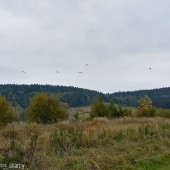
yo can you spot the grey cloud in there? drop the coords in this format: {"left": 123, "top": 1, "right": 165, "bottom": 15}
{"left": 0, "top": 0, "right": 170, "bottom": 92}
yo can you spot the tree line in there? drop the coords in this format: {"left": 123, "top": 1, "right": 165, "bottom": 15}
{"left": 1, "top": 93, "right": 170, "bottom": 128}
{"left": 0, "top": 84, "right": 106, "bottom": 109}
{"left": 109, "top": 87, "right": 170, "bottom": 108}
{"left": 0, "top": 93, "right": 69, "bottom": 127}
{"left": 1, "top": 84, "right": 170, "bottom": 109}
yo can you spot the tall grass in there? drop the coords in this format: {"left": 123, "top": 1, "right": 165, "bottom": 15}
{"left": 0, "top": 117, "right": 170, "bottom": 169}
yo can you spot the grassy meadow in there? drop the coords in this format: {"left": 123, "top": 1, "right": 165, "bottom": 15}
{"left": 0, "top": 113, "right": 170, "bottom": 170}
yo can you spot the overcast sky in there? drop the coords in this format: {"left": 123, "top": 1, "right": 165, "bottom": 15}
{"left": 0, "top": 0, "right": 170, "bottom": 93}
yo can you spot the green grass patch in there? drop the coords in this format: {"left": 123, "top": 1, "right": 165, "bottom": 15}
{"left": 129, "top": 154, "right": 170, "bottom": 170}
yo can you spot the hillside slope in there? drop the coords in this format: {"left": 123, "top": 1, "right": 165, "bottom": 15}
{"left": 1, "top": 84, "right": 170, "bottom": 109}
{"left": 110, "top": 87, "right": 170, "bottom": 108}
{"left": 0, "top": 84, "right": 106, "bottom": 108}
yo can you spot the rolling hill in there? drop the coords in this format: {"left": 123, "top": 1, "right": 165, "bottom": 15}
{"left": 0, "top": 84, "right": 170, "bottom": 109}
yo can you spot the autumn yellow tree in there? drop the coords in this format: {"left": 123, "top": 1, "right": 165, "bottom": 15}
{"left": 136, "top": 95, "right": 155, "bottom": 117}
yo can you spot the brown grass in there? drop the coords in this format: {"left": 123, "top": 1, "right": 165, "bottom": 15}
{"left": 0, "top": 117, "right": 170, "bottom": 169}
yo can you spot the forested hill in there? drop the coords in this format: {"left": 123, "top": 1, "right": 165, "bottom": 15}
{"left": 0, "top": 84, "right": 170, "bottom": 109}
{"left": 109, "top": 87, "right": 170, "bottom": 109}
{"left": 0, "top": 84, "right": 107, "bottom": 108}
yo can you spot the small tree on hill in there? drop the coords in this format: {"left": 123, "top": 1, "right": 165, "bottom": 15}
{"left": 0, "top": 96, "right": 18, "bottom": 127}
{"left": 27, "top": 93, "right": 69, "bottom": 124}
{"left": 108, "top": 103, "right": 124, "bottom": 118}
{"left": 90, "top": 98, "right": 109, "bottom": 118}
{"left": 136, "top": 95, "right": 155, "bottom": 117}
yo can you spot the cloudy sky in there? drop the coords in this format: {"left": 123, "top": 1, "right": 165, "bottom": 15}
{"left": 0, "top": 0, "right": 170, "bottom": 93}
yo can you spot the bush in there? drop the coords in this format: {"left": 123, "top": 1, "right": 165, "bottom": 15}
{"left": 90, "top": 99, "right": 130, "bottom": 118}
{"left": 0, "top": 96, "right": 18, "bottom": 127}
{"left": 122, "top": 108, "right": 133, "bottom": 117}
{"left": 135, "top": 96, "right": 156, "bottom": 117}
{"left": 27, "top": 93, "right": 69, "bottom": 124}
{"left": 108, "top": 103, "right": 124, "bottom": 118}
{"left": 90, "top": 99, "right": 109, "bottom": 118}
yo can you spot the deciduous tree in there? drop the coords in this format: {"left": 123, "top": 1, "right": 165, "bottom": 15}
{"left": 90, "top": 98, "right": 109, "bottom": 118}
{"left": 28, "top": 93, "right": 68, "bottom": 124}
{"left": 136, "top": 95, "right": 155, "bottom": 117}
{"left": 0, "top": 96, "right": 17, "bottom": 127}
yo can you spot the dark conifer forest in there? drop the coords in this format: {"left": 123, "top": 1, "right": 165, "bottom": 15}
{"left": 0, "top": 84, "right": 170, "bottom": 109}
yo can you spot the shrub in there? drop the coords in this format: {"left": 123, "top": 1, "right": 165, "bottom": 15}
{"left": 122, "top": 108, "right": 133, "bottom": 117}
{"left": 27, "top": 93, "right": 69, "bottom": 124}
{"left": 90, "top": 99, "right": 109, "bottom": 118}
{"left": 0, "top": 96, "right": 18, "bottom": 127}
{"left": 90, "top": 99, "right": 132, "bottom": 118}
{"left": 108, "top": 103, "right": 124, "bottom": 118}
{"left": 135, "top": 96, "right": 156, "bottom": 117}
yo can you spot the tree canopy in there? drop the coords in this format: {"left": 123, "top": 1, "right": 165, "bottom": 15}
{"left": 27, "top": 93, "right": 69, "bottom": 124}
{"left": 90, "top": 99, "right": 109, "bottom": 118}
{"left": 136, "top": 95, "right": 155, "bottom": 117}
{"left": 0, "top": 96, "right": 17, "bottom": 127}
{"left": 1, "top": 84, "right": 170, "bottom": 109}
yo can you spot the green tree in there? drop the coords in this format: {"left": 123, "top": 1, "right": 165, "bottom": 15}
{"left": 90, "top": 98, "right": 109, "bottom": 118}
{"left": 0, "top": 96, "right": 17, "bottom": 127}
{"left": 108, "top": 103, "right": 124, "bottom": 118}
{"left": 136, "top": 95, "right": 155, "bottom": 117}
{"left": 27, "top": 93, "right": 69, "bottom": 124}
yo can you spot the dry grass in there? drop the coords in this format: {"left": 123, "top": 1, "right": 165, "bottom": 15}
{"left": 0, "top": 117, "right": 170, "bottom": 169}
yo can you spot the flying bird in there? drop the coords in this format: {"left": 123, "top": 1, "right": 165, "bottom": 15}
{"left": 56, "top": 71, "right": 59, "bottom": 73}
{"left": 85, "top": 64, "right": 88, "bottom": 66}
{"left": 149, "top": 68, "right": 151, "bottom": 71}
{"left": 21, "top": 71, "right": 25, "bottom": 74}
{"left": 78, "top": 72, "right": 83, "bottom": 74}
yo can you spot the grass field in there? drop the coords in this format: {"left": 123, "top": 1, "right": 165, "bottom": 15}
{"left": 0, "top": 117, "right": 170, "bottom": 170}
{"left": 131, "top": 154, "right": 170, "bottom": 170}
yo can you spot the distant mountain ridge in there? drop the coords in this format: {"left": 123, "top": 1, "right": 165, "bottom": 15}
{"left": 0, "top": 84, "right": 170, "bottom": 109}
